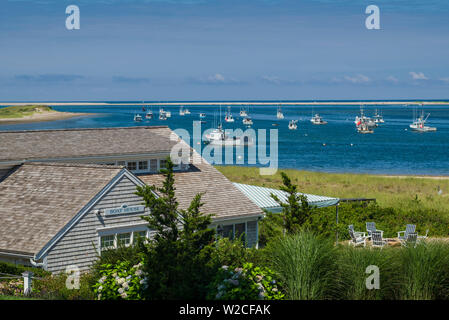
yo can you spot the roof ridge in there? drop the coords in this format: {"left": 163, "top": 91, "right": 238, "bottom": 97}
{"left": 22, "top": 162, "right": 125, "bottom": 169}
{"left": 0, "top": 126, "right": 169, "bottom": 134}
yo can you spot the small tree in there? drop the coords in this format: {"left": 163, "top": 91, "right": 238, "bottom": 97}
{"left": 271, "top": 172, "right": 315, "bottom": 234}
{"left": 135, "top": 157, "right": 216, "bottom": 299}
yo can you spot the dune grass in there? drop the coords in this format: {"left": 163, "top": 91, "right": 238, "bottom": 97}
{"left": 216, "top": 166, "right": 449, "bottom": 218}
{"left": 0, "top": 105, "right": 54, "bottom": 119}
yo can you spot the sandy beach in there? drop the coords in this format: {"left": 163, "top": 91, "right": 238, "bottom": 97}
{"left": 0, "top": 110, "right": 91, "bottom": 125}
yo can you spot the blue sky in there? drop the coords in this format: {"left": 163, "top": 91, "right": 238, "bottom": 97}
{"left": 1, "top": 0, "right": 449, "bottom": 100}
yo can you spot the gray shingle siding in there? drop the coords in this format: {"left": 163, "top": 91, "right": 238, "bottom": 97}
{"left": 45, "top": 175, "right": 149, "bottom": 273}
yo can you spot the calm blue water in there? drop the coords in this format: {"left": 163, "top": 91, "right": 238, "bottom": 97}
{"left": 1, "top": 103, "right": 449, "bottom": 175}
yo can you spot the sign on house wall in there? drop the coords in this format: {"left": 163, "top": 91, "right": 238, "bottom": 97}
{"left": 104, "top": 204, "right": 145, "bottom": 216}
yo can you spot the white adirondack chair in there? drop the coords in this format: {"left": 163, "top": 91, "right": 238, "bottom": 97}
{"left": 398, "top": 224, "right": 416, "bottom": 241}
{"left": 366, "top": 222, "right": 384, "bottom": 239}
{"left": 348, "top": 226, "right": 367, "bottom": 247}
{"left": 371, "top": 230, "right": 387, "bottom": 249}
{"left": 400, "top": 232, "right": 418, "bottom": 248}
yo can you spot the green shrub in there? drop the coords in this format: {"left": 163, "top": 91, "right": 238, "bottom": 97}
{"left": 33, "top": 272, "right": 96, "bottom": 300}
{"left": 208, "top": 263, "right": 284, "bottom": 300}
{"left": 0, "top": 261, "right": 50, "bottom": 278}
{"left": 93, "top": 260, "right": 147, "bottom": 300}
{"left": 268, "top": 231, "right": 337, "bottom": 300}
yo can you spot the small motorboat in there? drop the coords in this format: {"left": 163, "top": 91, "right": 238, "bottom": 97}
{"left": 199, "top": 113, "right": 206, "bottom": 118}
{"left": 134, "top": 114, "right": 143, "bottom": 122}
{"left": 242, "top": 117, "right": 253, "bottom": 125}
{"left": 225, "top": 107, "right": 234, "bottom": 123}
{"left": 310, "top": 114, "right": 328, "bottom": 125}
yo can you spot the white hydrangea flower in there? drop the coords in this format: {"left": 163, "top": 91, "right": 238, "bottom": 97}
{"left": 118, "top": 288, "right": 124, "bottom": 294}
{"left": 117, "top": 278, "right": 125, "bottom": 285}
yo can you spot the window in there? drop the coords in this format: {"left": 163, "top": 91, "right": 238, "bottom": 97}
{"left": 100, "top": 235, "right": 115, "bottom": 250}
{"left": 138, "top": 161, "right": 148, "bottom": 171}
{"left": 117, "top": 233, "right": 132, "bottom": 246}
{"left": 159, "top": 159, "right": 168, "bottom": 169}
{"left": 217, "top": 223, "right": 246, "bottom": 242}
{"left": 133, "top": 231, "right": 147, "bottom": 243}
{"left": 127, "top": 162, "right": 137, "bottom": 171}
{"left": 234, "top": 223, "right": 246, "bottom": 240}
{"left": 150, "top": 159, "right": 158, "bottom": 172}
{"left": 117, "top": 161, "right": 126, "bottom": 166}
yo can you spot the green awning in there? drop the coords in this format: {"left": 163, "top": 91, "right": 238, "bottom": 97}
{"left": 233, "top": 183, "right": 339, "bottom": 213}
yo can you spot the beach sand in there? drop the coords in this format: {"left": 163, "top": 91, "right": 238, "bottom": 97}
{"left": 0, "top": 110, "right": 91, "bottom": 125}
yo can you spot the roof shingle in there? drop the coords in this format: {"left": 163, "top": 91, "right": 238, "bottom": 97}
{"left": 0, "top": 163, "right": 122, "bottom": 256}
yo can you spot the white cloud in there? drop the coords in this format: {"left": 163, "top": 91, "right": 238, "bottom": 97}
{"left": 207, "top": 73, "right": 225, "bottom": 83}
{"left": 409, "top": 71, "right": 428, "bottom": 80}
{"left": 343, "top": 74, "right": 370, "bottom": 84}
{"left": 386, "top": 75, "right": 399, "bottom": 83}
{"left": 439, "top": 77, "right": 449, "bottom": 83}
{"left": 261, "top": 75, "right": 281, "bottom": 85}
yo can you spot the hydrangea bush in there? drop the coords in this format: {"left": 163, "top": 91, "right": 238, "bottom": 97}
{"left": 208, "top": 263, "right": 284, "bottom": 300}
{"left": 93, "top": 260, "right": 148, "bottom": 300}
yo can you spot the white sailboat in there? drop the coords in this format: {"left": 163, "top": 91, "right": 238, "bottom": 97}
{"left": 288, "top": 120, "right": 298, "bottom": 130}
{"left": 239, "top": 106, "right": 248, "bottom": 117}
{"left": 225, "top": 106, "right": 234, "bottom": 123}
{"left": 179, "top": 106, "right": 186, "bottom": 116}
{"left": 373, "top": 109, "right": 385, "bottom": 124}
{"left": 276, "top": 105, "right": 284, "bottom": 119}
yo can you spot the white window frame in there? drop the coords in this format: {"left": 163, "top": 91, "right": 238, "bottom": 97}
{"left": 97, "top": 223, "right": 150, "bottom": 254}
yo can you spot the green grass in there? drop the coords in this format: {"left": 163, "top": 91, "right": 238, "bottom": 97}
{"left": 216, "top": 166, "right": 449, "bottom": 219}
{"left": 0, "top": 105, "right": 54, "bottom": 119}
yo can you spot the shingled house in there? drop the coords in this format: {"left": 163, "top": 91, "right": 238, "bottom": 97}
{"left": 0, "top": 127, "right": 263, "bottom": 272}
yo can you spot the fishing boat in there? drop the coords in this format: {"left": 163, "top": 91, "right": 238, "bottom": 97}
{"left": 224, "top": 106, "right": 234, "bottom": 123}
{"left": 288, "top": 120, "right": 298, "bottom": 130}
{"left": 134, "top": 114, "right": 143, "bottom": 122}
{"left": 204, "top": 124, "right": 253, "bottom": 146}
{"left": 355, "top": 106, "right": 377, "bottom": 129}
{"left": 276, "top": 105, "right": 284, "bottom": 119}
{"left": 310, "top": 114, "right": 327, "bottom": 125}
{"left": 357, "top": 122, "right": 374, "bottom": 134}
{"left": 373, "top": 109, "right": 385, "bottom": 124}
{"left": 410, "top": 108, "right": 437, "bottom": 132}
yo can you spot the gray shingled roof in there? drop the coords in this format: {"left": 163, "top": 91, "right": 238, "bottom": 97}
{"left": 139, "top": 149, "right": 264, "bottom": 220}
{"left": 0, "top": 126, "right": 176, "bottom": 162}
{"left": 0, "top": 163, "right": 123, "bottom": 256}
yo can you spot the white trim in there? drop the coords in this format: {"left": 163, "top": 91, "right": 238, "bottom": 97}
{"left": 35, "top": 169, "right": 152, "bottom": 260}
{"left": 96, "top": 222, "right": 149, "bottom": 235}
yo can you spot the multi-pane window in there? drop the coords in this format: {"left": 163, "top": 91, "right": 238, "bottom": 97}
{"left": 133, "top": 231, "right": 147, "bottom": 243}
{"left": 127, "top": 162, "right": 137, "bottom": 171}
{"left": 218, "top": 223, "right": 246, "bottom": 242}
{"left": 150, "top": 159, "right": 158, "bottom": 172}
{"left": 117, "top": 233, "right": 132, "bottom": 246}
{"left": 159, "top": 160, "right": 167, "bottom": 169}
{"left": 100, "top": 235, "right": 115, "bottom": 250}
{"left": 138, "top": 161, "right": 148, "bottom": 171}
{"left": 117, "top": 161, "right": 126, "bottom": 166}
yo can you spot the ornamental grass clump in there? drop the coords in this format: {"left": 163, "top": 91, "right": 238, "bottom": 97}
{"left": 268, "top": 230, "right": 337, "bottom": 300}
{"left": 208, "top": 263, "right": 284, "bottom": 300}
{"left": 398, "top": 241, "right": 449, "bottom": 300}
{"left": 93, "top": 260, "right": 148, "bottom": 300}
{"left": 336, "top": 245, "right": 400, "bottom": 300}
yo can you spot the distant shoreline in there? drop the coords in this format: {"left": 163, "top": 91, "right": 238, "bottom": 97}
{"left": 1, "top": 100, "right": 449, "bottom": 107}
{"left": 0, "top": 110, "right": 91, "bottom": 125}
